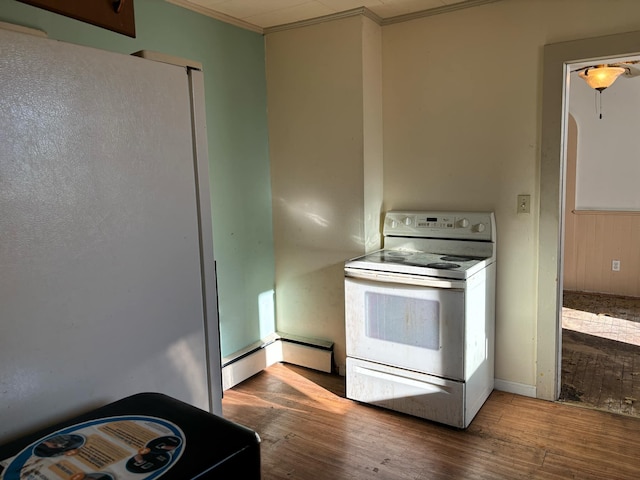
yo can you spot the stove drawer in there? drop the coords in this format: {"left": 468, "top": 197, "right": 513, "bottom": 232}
{"left": 346, "top": 358, "right": 465, "bottom": 428}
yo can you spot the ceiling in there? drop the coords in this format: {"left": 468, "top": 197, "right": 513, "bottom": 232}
{"left": 167, "top": 0, "right": 498, "bottom": 33}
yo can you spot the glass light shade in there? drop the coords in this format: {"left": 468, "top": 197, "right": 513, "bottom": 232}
{"left": 578, "top": 66, "right": 626, "bottom": 91}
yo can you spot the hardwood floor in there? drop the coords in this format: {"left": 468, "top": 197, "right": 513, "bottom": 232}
{"left": 561, "top": 291, "right": 640, "bottom": 416}
{"left": 222, "top": 363, "right": 640, "bottom": 480}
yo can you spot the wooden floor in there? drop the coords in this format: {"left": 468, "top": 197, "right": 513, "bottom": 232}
{"left": 222, "top": 363, "right": 640, "bottom": 480}
{"left": 561, "top": 291, "right": 640, "bottom": 416}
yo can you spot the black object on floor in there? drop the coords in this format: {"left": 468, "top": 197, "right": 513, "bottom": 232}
{"left": 0, "top": 392, "right": 260, "bottom": 479}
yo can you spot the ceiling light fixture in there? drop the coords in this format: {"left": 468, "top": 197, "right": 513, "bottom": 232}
{"left": 577, "top": 64, "right": 627, "bottom": 119}
{"left": 578, "top": 65, "right": 626, "bottom": 91}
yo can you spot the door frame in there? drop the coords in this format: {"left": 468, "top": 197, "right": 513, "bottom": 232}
{"left": 537, "top": 30, "right": 640, "bottom": 400}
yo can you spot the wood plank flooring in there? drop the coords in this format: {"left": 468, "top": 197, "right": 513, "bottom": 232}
{"left": 561, "top": 291, "right": 640, "bottom": 416}
{"left": 222, "top": 363, "right": 640, "bottom": 480}
{"left": 561, "top": 329, "right": 640, "bottom": 416}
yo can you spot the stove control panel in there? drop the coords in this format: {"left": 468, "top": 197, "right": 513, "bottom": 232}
{"left": 383, "top": 211, "right": 494, "bottom": 241}
{"left": 416, "top": 216, "right": 455, "bottom": 229}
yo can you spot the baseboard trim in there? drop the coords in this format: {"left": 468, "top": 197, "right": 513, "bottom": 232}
{"left": 494, "top": 378, "right": 537, "bottom": 398}
{"left": 221, "top": 333, "right": 334, "bottom": 390}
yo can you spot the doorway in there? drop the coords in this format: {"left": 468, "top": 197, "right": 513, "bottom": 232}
{"left": 558, "top": 67, "right": 640, "bottom": 415}
{"left": 537, "top": 30, "right": 640, "bottom": 402}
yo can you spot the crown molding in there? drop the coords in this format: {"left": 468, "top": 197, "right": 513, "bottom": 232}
{"left": 381, "top": 0, "right": 502, "bottom": 26}
{"left": 166, "top": 0, "right": 263, "bottom": 34}
{"left": 166, "top": 0, "right": 503, "bottom": 35}
{"left": 264, "top": 7, "right": 382, "bottom": 34}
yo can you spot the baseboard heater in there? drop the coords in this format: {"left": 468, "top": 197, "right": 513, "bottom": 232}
{"left": 221, "top": 332, "right": 334, "bottom": 390}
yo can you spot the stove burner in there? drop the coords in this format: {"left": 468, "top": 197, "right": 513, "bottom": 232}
{"left": 380, "top": 251, "right": 414, "bottom": 262}
{"left": 426, "top": 262, "right": 460, "bottom": 270}
{"left": 440, "top": 255, "right": 475, "bottom": 262}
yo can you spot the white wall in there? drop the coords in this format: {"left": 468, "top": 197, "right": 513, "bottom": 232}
{"left": 363, "top": 17, "right": 384, "bottom": 253}
{"left": 382, "top": 1, "right": 538, "bottom": 390}
{"left": 570, "top": 64, "right": 640, "bottom": 211}
{"left": 265, "top": 0, "right": 640, "bottom": 394}
{"left": 266, "top": 16, "right": 383, "bottom": 372}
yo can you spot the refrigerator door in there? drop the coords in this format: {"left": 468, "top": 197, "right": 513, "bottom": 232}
{"left": 0, "top": 29, "right": 220, "bottom": 443}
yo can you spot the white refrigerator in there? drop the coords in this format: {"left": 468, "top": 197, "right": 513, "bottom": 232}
{"left": 0, "top": 28, "right": 222, "bottom": 444}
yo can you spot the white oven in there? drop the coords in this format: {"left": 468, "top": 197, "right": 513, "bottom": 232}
{"left": 344, "top": 211, "right": 496, "bottom": 429}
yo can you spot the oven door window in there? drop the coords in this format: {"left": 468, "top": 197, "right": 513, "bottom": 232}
{"left": 365, "top": 293, "right": 439, "bottom": 350}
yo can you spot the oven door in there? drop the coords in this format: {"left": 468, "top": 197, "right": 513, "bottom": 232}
{"left": 345, "top": 270, "right": 465, "bottom": 380}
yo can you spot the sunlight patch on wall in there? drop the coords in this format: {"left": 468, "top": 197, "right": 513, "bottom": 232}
{"left": 259, "top": 289, "right": 276, "bottom": 339}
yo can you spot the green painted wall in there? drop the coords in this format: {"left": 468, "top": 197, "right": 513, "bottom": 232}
{"left": 0, "top": 0, "right": 275, "bottom": 357}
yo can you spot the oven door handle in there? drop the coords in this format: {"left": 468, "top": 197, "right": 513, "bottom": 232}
{"left": 345, "top": 267, "right": 466, "bottom": 289}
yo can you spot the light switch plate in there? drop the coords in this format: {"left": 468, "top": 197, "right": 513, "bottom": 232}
{"left": 517, "top": 194, "right": 531, "bottom": 214}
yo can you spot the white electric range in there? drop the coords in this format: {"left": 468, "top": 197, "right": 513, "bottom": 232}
{"left": 344, "top": 211, "right": 496, "bottom": 428}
